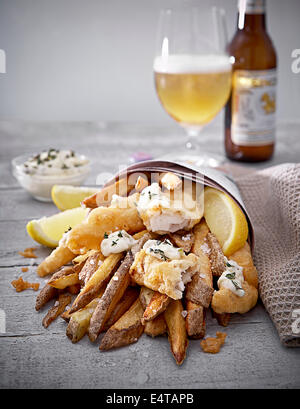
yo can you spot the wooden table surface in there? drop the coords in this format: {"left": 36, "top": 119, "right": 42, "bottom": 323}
{"left": 0, "top": 121, "right": 299, "bottom": 389}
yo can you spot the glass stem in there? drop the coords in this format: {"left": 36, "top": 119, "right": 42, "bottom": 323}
{"left": 185, "top": 126, "right": 203, "bottom": 150}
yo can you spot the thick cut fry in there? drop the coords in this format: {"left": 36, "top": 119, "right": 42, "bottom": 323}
{"left": 164, "top": 300, "right": 188, "bottom": 365}
{"left": 206, "top": 232, "right": 226, "bottom": 276}
{"left": 191, "top": 220, "right": 213, "bottom": 286}
{"left": 88, "top": 251, "right": 134, "bottom": 342}
{"left": 142, "top": 292, "right": 170, "bottom": 323}
{"left": 35, "top": 283, "right": 58, "bottom": 311}
{"left": 69, "top": 253, "right": 123, "bottom": 313}
{"left": 66, "top": 207, "right": 144, "bottom": 255}
{"left": 82, "top": 178, "right": 131, "bottom": 208}
{"left": 186, "top": 221, "right": 214, "bottom": 307}
{"left": 168, "top": 231, "right": 195, "bottom": 253}
{"left": 103, "top": 287, "right": 140, "bottom": 331}
{"left": 35, "top": 265, "right": 75, "bottom": 311}
{"left": 37, "top": 245, "right": 75, "bottom": 277}
{"left": 66, "top": 297, "right": 101, "bottom": 343}
{"left": 78, "top": 251, "right": 103, "bottom": 286}
{"left": 185, "top": 301, "right": 206, "bottom": 339}
{"left": 100, "top": 298, "right": 144, "bottom": 351}
{"left": 144, "top": 314, "right": 167, "bottom": 337}
{"left": 42, "top": 294, "right": 71, "bottom": 328}
{"left": 48, "top": 271, "right": 79, "bottom": 289}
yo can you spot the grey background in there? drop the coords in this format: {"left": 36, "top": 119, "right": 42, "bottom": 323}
{"left": 0, "top": 0, "right": 299, "bottom": 124}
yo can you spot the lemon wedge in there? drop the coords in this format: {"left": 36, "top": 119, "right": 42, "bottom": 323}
{"left": 204, "top": 187, "right": 248, "bottom": 256}
{"left": 51, "top": 185, "right": 99, "bottom": 211}
{"left": 26, "top": 207, "right": 89, "bottom": 248}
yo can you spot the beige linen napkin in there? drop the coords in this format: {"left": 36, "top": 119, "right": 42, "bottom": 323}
{"left": 234, "top": 163, "right": 300, "bottom": 346}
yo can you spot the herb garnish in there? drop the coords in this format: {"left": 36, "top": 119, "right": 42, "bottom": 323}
{"left": 118, "top": 231, "right": 123, "bottom": 238}
{"left": 225, "top": 272, "right": 243, "bottom": 291}
{"left": 104, "top": 232, "right": 109, "bottom": 239}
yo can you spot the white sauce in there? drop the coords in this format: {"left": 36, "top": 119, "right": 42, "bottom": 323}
{"left": 217, "top": 258, "right": 245, "bottom": 297}
{"left": 143, "top": 239, "right": 184, "bottom": 261}
{"left": 21, "top": 149, "right": 89, "bottom": 177}
{"left": 101, "top": 230, "right": 136, "bottom": 257}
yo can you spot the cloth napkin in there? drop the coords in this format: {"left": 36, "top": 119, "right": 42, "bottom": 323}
{"left": 234, "top": 163, "right": 300, "bottom": 347}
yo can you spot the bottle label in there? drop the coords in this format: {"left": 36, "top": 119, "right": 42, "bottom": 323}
{"left": 238, "top": 0, "right": 266, "bottom": 14}
{"left": 231, "top": 69, "right": 276, "bottom": 146}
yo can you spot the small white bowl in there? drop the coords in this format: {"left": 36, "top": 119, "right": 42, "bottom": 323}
{"left": 12, "top": 153, "right": 91, "bottom": 202}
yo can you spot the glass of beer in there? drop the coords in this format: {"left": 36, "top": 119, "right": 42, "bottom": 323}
{"left": 154, "top": 4, "right": 232, "bottom": 163}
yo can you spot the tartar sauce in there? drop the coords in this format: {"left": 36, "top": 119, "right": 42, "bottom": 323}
{"left": 101, "top": 230, "right": 136, "bottom": 257}
{"left": 217, "top": 258, "right": 245, "bottom": 297}
{"left": 21, "top": 149, "right": 89, "bottom": 176}
{"left": 143, "top": 239, "right": 184, "bottom": 261}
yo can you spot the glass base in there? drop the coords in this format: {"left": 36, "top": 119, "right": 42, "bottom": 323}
{"left": 159, "top": 151, "right": 226, "bottom": 168}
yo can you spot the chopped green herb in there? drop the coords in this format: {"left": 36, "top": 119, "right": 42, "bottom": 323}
{"left": 104, "top": 232, "right": 109, "bottom": 239}
{"left": 112, "top": 240, "right": 118, "bottom": 246}
{"left": 118, "top": 231, "right": 123, "bottom": 238}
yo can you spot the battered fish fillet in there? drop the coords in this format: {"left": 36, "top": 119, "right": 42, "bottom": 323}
{"left": 211, "top": 243, "right": 258, "bottom": 314}
{"left": 66, "top": 206, "right": 144, "bottom": 255}
{"left": 211, "top": 281, "right": 258, "bottom": 315}
{"left": 37, "top": 244, "right": 75, "bottom": 277}
{"left": 229, "top": 242, "right": 259, "bottom": 289}
{"left": 130, "top": 250, "right": 200, "bottom": 300}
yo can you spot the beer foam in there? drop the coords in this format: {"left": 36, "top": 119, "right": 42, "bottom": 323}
{"left": 153, "top": 54, "right": 232, "bottom": 74}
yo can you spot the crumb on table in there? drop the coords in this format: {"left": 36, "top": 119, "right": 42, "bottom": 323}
{"left": 21, "top": 267, "right": 29, "bottom": 272}
{"left": 18, "top": 247, "right": 37, "bottom": 259}
{"left": 200, "top": 332, "right": 227, "bottom": 354}
{"left": 11, "top": 277, "right": 40, "bottom": 292}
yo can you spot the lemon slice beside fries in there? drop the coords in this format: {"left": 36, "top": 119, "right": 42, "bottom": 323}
{"left": 204, "top": 187, "right": 248, "bottom": 256}
{"left": 27, "top": 207, "right": 89, "bottom": 248}
{"left": 51, "top": 185, "right": 99, "bottom": 211}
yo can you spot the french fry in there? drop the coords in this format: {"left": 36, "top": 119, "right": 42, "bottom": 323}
{"left": 144, "top": 314, "right": 167, "bottom": 337}
{"left": 35, "top": 282, "right": 58, "bottom": 311}
{"left": 78, "top": 251, "right": 103, "bottom": 286}
{"left": 82, "top": 178, "right": 132, "bottom": 208}
{"left": 168, "top": 231, "right": 195, "bottom": 253}
{"left": 99, "top": 298, "right": 144, "bottom": 351}
{"left": 37, "top": 245, "right": 75, "bottom": 277}
{"left": 164, "top": 299, "right": 188, "bottom": 365}
{"left": 206, "top": 232, "right": 226, "bottom": 276}
{"left": 185, "top": 301, "right": 206, "bottom": 339}
{"left": 88, "top": 251, "right": 134, "bottom": 342}
{"left": 142, "top": 292, "right": 170, "bottom": 323}
{"left": 42, "top": 293, "right": 72, "bottom": 328}
{"left": 66, "top": 207, "right": 144, "bottom": 255}
{"left": 103, "top": 287, "right": 140, "bottom": 331}
{"left": 48, "top": 271, "right": 79, "bottom": 289}
{"left": 67, "top": 284, "right": 81, "bottom": 295}
{"left": 66, "top": 297, "right": 101, "bottom": 343}
{"left": 69, "top": 253, "right": 123, "bottom": 313}
{"left": 36, "top": 265, "right": 74, "bottom": 311}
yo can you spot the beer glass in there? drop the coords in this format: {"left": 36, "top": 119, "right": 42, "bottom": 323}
{"left": 154, "top": 4, "right": 232, "bottom": 165}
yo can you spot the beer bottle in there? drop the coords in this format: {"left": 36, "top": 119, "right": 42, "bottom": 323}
{"left": 225, "top": 0, "right": 277, "bottom": 162}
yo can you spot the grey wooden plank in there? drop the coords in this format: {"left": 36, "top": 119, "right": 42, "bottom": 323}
{"left": 1, "top": 265, "right": 299, "bottom": 389}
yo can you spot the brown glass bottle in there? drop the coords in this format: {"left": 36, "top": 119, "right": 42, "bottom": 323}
{"left": 225, "top": 0, "right": 277, "bottom": 162}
